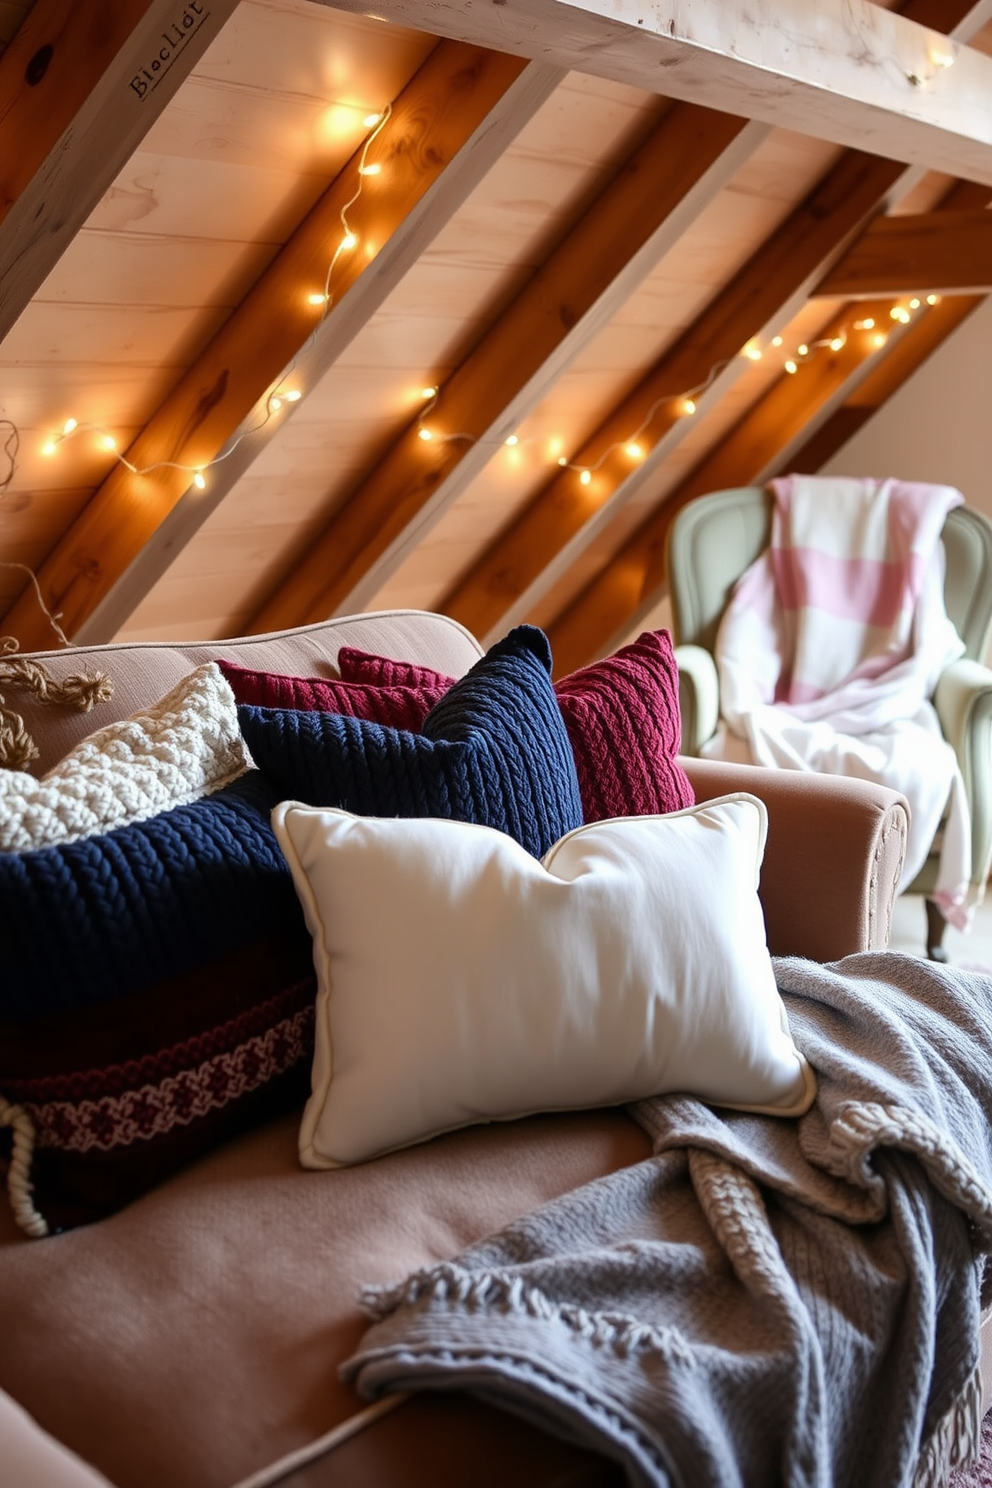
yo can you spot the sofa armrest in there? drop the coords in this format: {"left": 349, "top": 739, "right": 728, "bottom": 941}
{"left": 674, "top": 644, "right": 719, "bottom": 755}
{"left": 934, "top": 658, "right": 992, "bottom": 885}
{"left": 681, "top": 757, "right": 909, "bottom": 961}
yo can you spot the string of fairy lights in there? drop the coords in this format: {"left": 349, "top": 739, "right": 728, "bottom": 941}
{"left": 0, "top": 20, "right": 958, "bottom": 643}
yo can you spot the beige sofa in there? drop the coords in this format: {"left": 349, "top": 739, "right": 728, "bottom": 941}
{"left": 0, "top": 609, "right": 941, "bottom": 1487}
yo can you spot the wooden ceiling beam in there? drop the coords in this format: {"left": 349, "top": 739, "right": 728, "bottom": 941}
{"left": 0, "top": 42, "right": 560, "bottom": 650}
{"left": 321, "top": 0, "right": 992, "bottom": 184}
{"left": 248, "top": 105, "right": 768, "bottom": 633}
{"left": 544, "top": 299, "right": 906, "bottom": 674}
{"left": 441, "top": 0, "right": 988, "bottom": 646}
{"left": 815, "top": 209, "right": 992, "bottom": 296}
{"left": 0, "top": 0, "right": 239, "bottom": 344}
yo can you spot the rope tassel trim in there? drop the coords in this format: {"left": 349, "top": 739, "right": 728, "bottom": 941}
{"left": 0, "top": 636, "right": 113, "bottom": 771}
{"left": 0, "top": 1094, "right": 49, "bottom": 1238}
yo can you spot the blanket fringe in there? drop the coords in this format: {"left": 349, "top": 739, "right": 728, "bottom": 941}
{"left": 359, "top": 1261, "right": 693, "bottom": 1365}
{"left": 0, "top": 1094, "right": 48, "bottom": 1238}
{"left": 912, "top": 1362, "right": 983, "bottom": 1488}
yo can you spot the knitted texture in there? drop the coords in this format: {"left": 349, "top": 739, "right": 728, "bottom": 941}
{"left": 238, "top": 626, "right": 582, "bottom": 859}
{"left": 0, "top": 771, "right": 315, "bottom": 1233}
{"left": 345, "top": 953, "right": 992, "bottom": 1488}
{"left": 337, "top": 629, "right": 694, "bottom": 822}
{"left": 0, "top": 663, "right": 247, "bottom": 852}
{"left": 217, "top": 658, "right": 437, "bottom": 731}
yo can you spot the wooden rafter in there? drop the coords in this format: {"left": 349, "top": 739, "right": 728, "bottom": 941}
{"left": 544, "top": 299, "right": 909, "bottom": 674}
{"left": 248, "top": 105, "right": 768, "bottom": 633}
{"left": 0, "top": 42, "right": 560, "bottom": 650}
{"left": 0, "top": 0, "right": 240, "bottom": 343}
{"left": 321, "top": 0, "right": 992, "bottom": 184}
{"left": 544, "top": 179, "right": 992, "bottom": 672}
{"left": 440, "top": 0, "right": 989, "bottom": 646}
{"left": 816, "top": 210, "right": 992, "bottom": 296}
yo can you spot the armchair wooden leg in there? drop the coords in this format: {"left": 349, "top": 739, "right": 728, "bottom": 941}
{"left": 926, "top": 898, "right": 949, "bottom": 962}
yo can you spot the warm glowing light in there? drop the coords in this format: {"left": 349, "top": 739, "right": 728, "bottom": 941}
{"left": 102, "top": 435, "right": 117, "bottom": 451}
{"left": 363, "top": 112, "right": 383, "bottom": 127}
{"left": 682, "top": 398, "right": 696, "bottom": 416}
{"left": 193, "top": 471, "right": 206, "bottom": 490}
{"left": 829, "top": 337, "right": 845, "bottom": 352}
{"left": 930, "top": 44, "right": 955, "bottom": 68}
{"left": 421, "top": 386, "right": 437, "bottom": 400}
{"left": 340, "top": 232, "right": 358, "bottom": 250}
{"left": 579, "top": 470, "right": 592, "bottom": 486}
{"left": 927, "top": 294, "right": 941, "bottom": 305}
{"left": 41, "top": 440, "right": 57, "bottom": 457}
{"left": 505, "top": 434, "right": 519, "bottom": 446}
{"left": 63, "top": 418, "right": 78, "bottom": 436}
{"left": 625, "top": 443, "right": 644, "bottom": 460}
{"left": 797, "top": 344, "right": 809, "bottom": 357}
{"left": 872, "top": 332, "right": 888, "bottom": 348}
{"left": 358, "top": 162, "right": 381, "bottom": 176}
{"left": 557, "top": 456, "right": 568, "bottom": 467}
{"left": 308, "top": 292, "right": 329, "bottom": 306}
{"left": 418, "top": 428, "right": 433, "bottom": 442}
{"left": 742, "top": 343, "right": 762, "bottom": 362}
{"left": 909, "top": 297, "right": 921, "bottom": 309}
{"left": 269, "top": 397, "right": 283, "bottom": 411}
{"left": 771, "top": 336, "right": 783, "bottom": 348}
{"left": 890, "top": 306, "right": 911, "bottom": 323}
{"left": 784, "top": 360, "right": 798, "bottom": 375}
{"left": 284, "top": 389, "right": 302, "bottom": 403}
{"left": 855, "top": 317, "right": 875, "bottom": 330}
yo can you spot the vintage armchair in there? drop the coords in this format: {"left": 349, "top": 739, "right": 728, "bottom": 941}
{"left": 666, "top": 485, "right": 992, "bottom": 960}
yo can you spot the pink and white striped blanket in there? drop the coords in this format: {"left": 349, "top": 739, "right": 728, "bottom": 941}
{"left": 703, "top": 475, "right": 973, "bottom": 925}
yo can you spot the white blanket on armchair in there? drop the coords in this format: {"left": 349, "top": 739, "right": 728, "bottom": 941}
{"left": 702, "top": 475, "right": 973, "bottom": 924}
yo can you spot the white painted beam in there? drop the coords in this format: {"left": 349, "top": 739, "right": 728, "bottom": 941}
{"left": 321, "top": 0, "right": 992, "bottom": 184}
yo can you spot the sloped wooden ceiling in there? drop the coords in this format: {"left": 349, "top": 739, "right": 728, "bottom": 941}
{"left": 1, "top": 0, "right": 991, "bottom": 670}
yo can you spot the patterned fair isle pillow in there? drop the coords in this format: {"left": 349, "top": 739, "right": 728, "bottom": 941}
{"left": 0, "top": 675, "right": 315, "bottom": 1238}
{"left": 337, "top": 629, "right": 695, "bottom": 822}
{"left": 237, "top": 625, "right": 583, "bottom": 861}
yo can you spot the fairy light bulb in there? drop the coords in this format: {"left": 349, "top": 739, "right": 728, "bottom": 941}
{"left": 269, "top": 396, "right": 283, "bottom": 411}
{"left": 102, "top": 435, "right": 117, "bottom": 451}
{"left": 830, "top": 337, "right": 845, "bottom": 352}
{"left": 682, "top": 398, "right": 696, "bottom": 416}
{"left": 363, "top": 113, "right": 382, "bottom": 127}
{"left": 340, "top": 232, "right": 358, "bottom": 250}
{"left": 872, "top": 332, "right": 887, "bottom": 348}
{"left": 742, "top": 343, "right": 762, "bottom": 362}
{"left": 579, "top": 470, "right": 592, "bottom": 486}
{"left": 193, "top": 471, "right": 206, "bottom": 490}
{"left": 909, "top": 298, "right": 921, "bottom": 310}
{"left": 505, "top": 434, "right": 519, "bottom": 446}
{"left": 771, "top": 336, "right": 783, "bottom": 348}
{"left": 63, "top": 418, "right": 78, "bottom": 436}
{"left": 855, "top": 317, "right": 875, "bottom": 330}
{"left": 418, "top": 428, "right": 433, "bottom": 442}
{"left": 358, "top": 162, "right": 381, "bottom": 177}
{"left": 308, "top": 292, "right": 329, "bottom": 307}
{"left": 557, "top": 456, "right": 568, "bottom": 467}
{"left": 890, "top": 306, "right": 911, "bottom": 323}
{"left": 625, "top": 443, "right": 643, "bottom": 460}
{"left": 930, "top": 44, "right": 954, "bottom": 69}
{"left": 797, "top": 344, "right": 809, "bottom": 357}
{"left": 284, "top": 390, "right": 302, "bottom": 403}
{"left": 41, "top": 439, "right": 57, "bottom": 456}
{"left": 927, "top": 294, "right": 941, "bottom": 305}
{"left": 784, "top": 360, "right": 798, "bottom": 375}
{"left": 421, "top": 386, "right": 437, "bottom": 399}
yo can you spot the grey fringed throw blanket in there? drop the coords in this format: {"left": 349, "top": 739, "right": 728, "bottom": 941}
{"left": 343, "top": 955, "right": 992, "bottom": 1487}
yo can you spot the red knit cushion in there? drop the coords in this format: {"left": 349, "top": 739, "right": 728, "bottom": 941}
{"left": 337, "top": 631, "right": 694, "bottom": 822}
{"left": 216, "top": 659, "right": 444, "bottom": 732}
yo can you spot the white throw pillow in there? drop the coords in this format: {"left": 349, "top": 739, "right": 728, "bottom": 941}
{"left": 0, "top": 663, "right": 248, "bottom": 852}
{"left": 271, "top": 795, "right": 816, "bottom": 1168}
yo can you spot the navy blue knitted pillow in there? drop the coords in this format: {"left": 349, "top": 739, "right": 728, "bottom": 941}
{"left": 237, "top": 626, "right": 582, "bottom": 859}
{"left": 0, "top": 772, "right": 316, "bottom": 1235}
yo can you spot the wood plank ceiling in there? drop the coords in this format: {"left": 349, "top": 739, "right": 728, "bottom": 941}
{"left": 1, "top": 0, "right": 991, "bottom": 672}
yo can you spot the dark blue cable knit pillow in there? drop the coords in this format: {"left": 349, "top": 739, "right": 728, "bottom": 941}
{"left": 237, "top": 625, "right": 582, "bottom": 859}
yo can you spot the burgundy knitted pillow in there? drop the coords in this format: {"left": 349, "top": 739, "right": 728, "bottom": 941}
{"left": 216, "top": 659, "right": 444, "bottom": 732}
{"left": 337, "top": 631, "right": 695, "bottom": 822}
